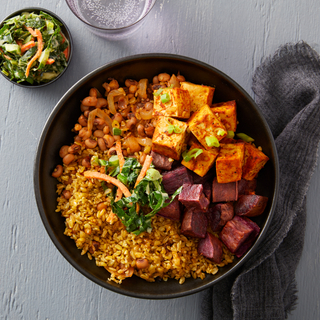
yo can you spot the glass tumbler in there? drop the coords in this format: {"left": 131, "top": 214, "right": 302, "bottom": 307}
{"left": 65, "top": 0, "right": 158, "bottom": 40}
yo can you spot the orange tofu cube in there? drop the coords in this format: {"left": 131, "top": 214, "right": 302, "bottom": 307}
{"left": 152, "top": 116, "right": 188, "bottom": 160}
{"left": 187, "top": 104, "right": 227, "bottom": 150}
{"left": 242, "top": 143, "right": 269, "bottom": 180}
{"left": 180, "top": 81, "right": 215, "bottom": 112}
{"left": 153, "top": 87, "right": 191, "bottom": 119}
{"left": 181, "top": 142, "right": 219, "bottom": 177}
{"left": 216, "top": 143, "right": 245, "bottom": 183}
{"left": 211, "top": 100, "right": 237, "bottom": 132}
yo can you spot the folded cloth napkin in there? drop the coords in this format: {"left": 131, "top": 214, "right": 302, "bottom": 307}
{"left": 201, "top": 41, "right": 320, "bottom": 320}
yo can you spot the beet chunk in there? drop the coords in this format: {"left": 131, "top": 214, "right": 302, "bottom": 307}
{"left": 181, "top": 207, "right": 208, "bottom": 238}
{"left": 235, "top": 194, "right": 268, "bottom": 217}
{"left": 150, "top": 151, "right": 173, "bottom": 171}
{"left": 178, "top": 184, "right": 210, "bottom": 211}
{"left": 162, "top": 166, "right": 193, "bottom": 194}
{"left": 157, "top": 197, "right": 181, "bottom": 221}
{"left": 202, "top": 181, "right": 212, "bottom": 202}
{"left": 198, "top": 232, "right": 223, "bottom": 264}
{"left": 207, "top": 205, "right": 221, "bottom": 232}
{"left": 212, "top": 177, "right": 238, "bottom": 202}
{"left": 208, "top": 203, "right": 234, "bottom": 232}
{"left": 238, "top": 179, "right": 257, "bottom": 196}
{"left": 220, "top": 215, "right": 260, "bottom": 257}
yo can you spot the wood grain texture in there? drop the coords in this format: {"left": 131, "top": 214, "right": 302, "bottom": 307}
{"left": 0, "top": 0, "right": 319, "bottom": 319}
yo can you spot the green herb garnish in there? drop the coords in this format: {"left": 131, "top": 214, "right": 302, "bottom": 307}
{"left": 161, "top": 92, "right": 170, "bottom": 103}
{"left": 216, "top": 129, "right": 226, "bottom": 136}
{"left": 182, "top": 148, "right": 203, "bottom": 162}
{"left": 112, "top": 127, "right": 122, "bottom": 136}
{"left": 167, "top": 124, "right": 182, "bottom": 134}
{"left": 236, "top": 133, "right": 255, "bottom": 142}
{"left": 226, "top": 131, "right": 235, "bottom": 138}
{"left": 205, "top": 136, "right": 220, "bottom": 147}
{"left": 153, "top": 88, "right": 163, "bottom": 96}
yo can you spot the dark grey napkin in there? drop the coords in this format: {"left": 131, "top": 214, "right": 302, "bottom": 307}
{"left": 201, "top": 41, "right": 320, "bottom": 320}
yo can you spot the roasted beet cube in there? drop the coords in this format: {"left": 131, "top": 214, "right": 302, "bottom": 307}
{"left": 181, "top": 208, "right": 208, "bottom": 238}
{"left": 178, "top": 184, "right": 210, "bottom": 211}
{"left": 207, "top": 205, "right": 221, "bottom": 232}
{"left": 151, "top": 151, "right": 173, "bottom": 171}
{"left": 235, "top": 194, "right": 268, "bottom": 217}
{"left": 220, "top": 216, "right": 260, "bottom": 257}
{"left": 157, "top": 197, "right": 181, "bottom": 221}
{"left": 212, "top": 177, "right": 238, "bottom": 202}
{"left": 198, "top": 232, "right": 223, "bottom": 264}
{"left": 202, "top": 181, "right": 212, "bottom": 202}
{"left": 238, "top": 179, "right": 257, "bottom": 196}
{"left": 162, "top": 166, "right": 193, "bottom": 194}
{"left": 208, "top": 203, "right": 234, "bottom": 232}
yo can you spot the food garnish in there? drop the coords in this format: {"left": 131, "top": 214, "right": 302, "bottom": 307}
{"left": 0, "top": 11, "right": 69, "bottom": 84}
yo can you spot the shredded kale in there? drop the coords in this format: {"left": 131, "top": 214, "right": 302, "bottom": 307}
{"left": 98, "top": 157, "right": 182, "bottom": 235}
{"left": 0, "top": 11, "right": 69, "bottom": 84}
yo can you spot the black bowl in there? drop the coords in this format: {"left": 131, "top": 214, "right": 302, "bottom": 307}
{"left": 0, "top": 7, "right": 73, "bottom": 88}
{"left": 34, "top": 54, "right": 279, "bottom": 299}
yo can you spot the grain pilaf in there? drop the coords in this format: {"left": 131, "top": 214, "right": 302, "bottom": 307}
{"left": 52, "top": 72, "right": 268, "bottom": 284}
{"left": 55, "top": 147, "right": 234, "bottom": 284}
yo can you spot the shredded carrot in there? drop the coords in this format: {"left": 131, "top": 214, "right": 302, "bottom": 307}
{"left": 115, "top": 141, "right": 125, "bottom": 173}
{"left": 46, "top": 58, "right": 55, "bottom": 65}
{"left": 106, "top": 212, "right": 115, "bottom": 223}
{"left": 134, "top": 155, "right": 153, "bottom": 188}
{"left": 83, "top": 171, "right": 131, "bottom": 197}
{"left": 25, "top": 28, "right": 43, "bottom": 78}
{"left": 0, "top": 48, "right": 11, "bottom": 60}
{"left": 115, "top": 188, "right": 123, "bottom": 201}
{"left": 20, "top": 40, "right": 35, "bottom": 54}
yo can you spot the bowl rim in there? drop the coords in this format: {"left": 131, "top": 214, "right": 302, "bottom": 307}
{"left": 65, "top": 0, "right": 158, "bottom": 32}
{"left": 34, "top": 53, "right": 279, "bottom": 299}
{"left": 0, "top": 7, "right": 73, "bottom": 88}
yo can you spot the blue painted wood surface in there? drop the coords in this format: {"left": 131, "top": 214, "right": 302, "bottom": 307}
{"left": 1, "top": 0, "right": 319, "bottom": 319}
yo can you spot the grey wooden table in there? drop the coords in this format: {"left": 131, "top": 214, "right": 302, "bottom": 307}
{"left": 1, "top": 0, "right": 319, "bottom": 319}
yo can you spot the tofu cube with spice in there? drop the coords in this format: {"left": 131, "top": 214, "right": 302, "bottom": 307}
{"left": 211, "top": 100, "right": 237, "bottom": 132}
{"left": 152, "top": 116, "right": 188, "bottom": 160}
{"left": 216, "top": 143, "right": 245, "bottom": 183}
{"left": 242, "top": 143, "right": 269, "bottom": 180}
{"left": 153, "top": 87, "right": 191, "bottom": 119}
{"left": 181, "top": 142, "right": 219, "bottom": 177}
{"left": 187, "top": 104, "right": 227, "bottom": 150}
{"left": 180, "top": 81, "right": 215, "bottom": 112}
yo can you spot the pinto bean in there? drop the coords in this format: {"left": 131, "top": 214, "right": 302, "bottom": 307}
{"left": 144, "top": 125, "right": 155, "bottom": 137}
{"left": 97, "top": 138, "right": 107, "bottom": 151}
{"left": 125, "top": 79, "right": 138, "bottom": 87}
{"left": 68, "top": 144, "right": 81, "bottom": 154}
{"left": 82, "top": 156, "right": 91, "bottom": 168}
{"left": 96, "top": 98, "right": 108, "bottom": 109}
{"left": 126, "top": 116, "right": 137, "bottom": 130}
{"left": 62, "top": 190, "right": 72, "bottom": 200}
{"left": 93, "top": 130, "right": 104, "bottom": 138}
{"left": 85, "top": 139, "right": 98, "bottom": 149}
{"left": 158, "top": 73, "right": 170, "bottom": 82}
{"left": 79, "top": 127, "right": 91, "bottom": 140}
{"left": 59, "top": 145, "right": 69, "bottom": 158}
{"left": 52, "top": 165, "right": 63, "bottom": 178}
{"left": 113, "top": 113, "right": 123, "bottom": 123}
{"left": 136, "top": 259, "right": 149, "bottom": 269}
{"left": 137, "top": 124, "right": 146, "bottom": 136}
{"left": 63, "top": 154, "right": 75, "bottom": 165}
{"left": 82, "top": 96, "right": 98, "bottom": 107}
{"left": 103, "top": 135, "right": 115, "bottom": 148}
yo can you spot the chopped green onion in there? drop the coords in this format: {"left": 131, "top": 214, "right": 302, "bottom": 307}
{"left": 153, "top": 88, "right": 163, "bottom": 96}
{"left": 236, "top": 133, "right": 255, "bottom": 142}
{"left": 216, "top": 129, "right": 226, "bottom": 136}
{"left": 161, "top": 93, "right": 170, "bottom": 103}
{"left": 167, "top": 124, "right": 182, "bottom": 134}
{"left": 205, "top": 136, "right": 220, "bottom": 148}
{"left": 112, "top": 127, "right": 122, "bottom": 136}
{"left": 227, "top": 131, "right": 235, "bottom": 139}
{"left": 108, "top": 155, "right": 119, "bottom": 167}
{"left": 169, "top": 84, "right": 174, "bottom": 88}
{"left": 182, "top": 148, "right": 203, "bottom": 162}
{"left": 90, "top": 155, "right": 99, "bottom": 166}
